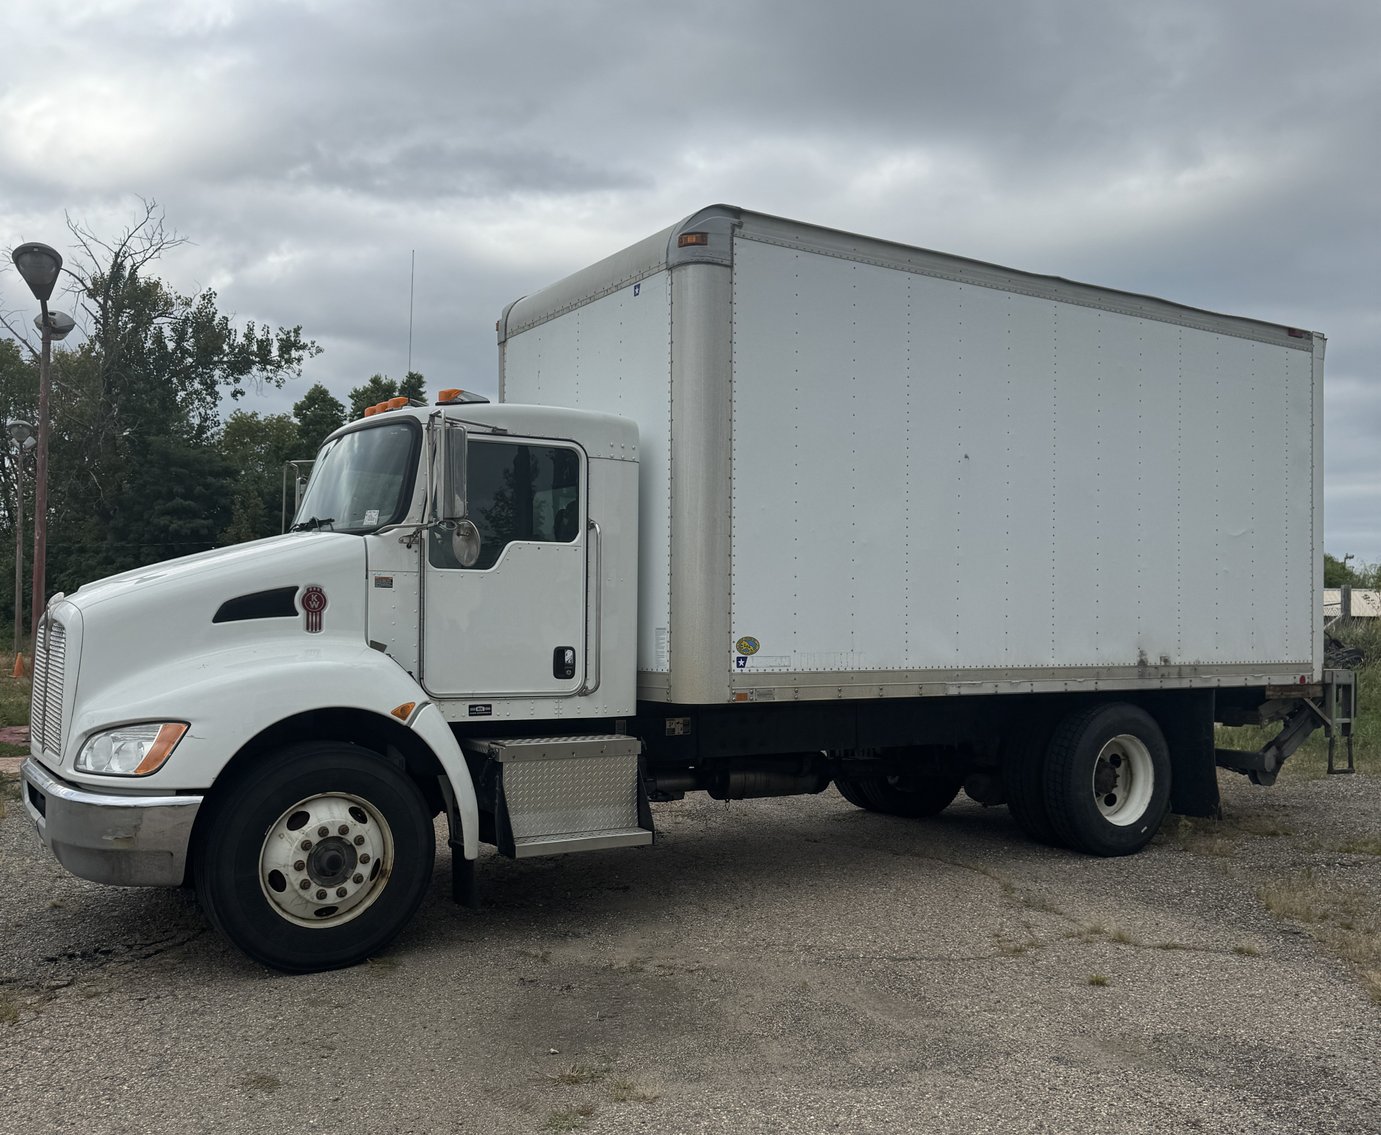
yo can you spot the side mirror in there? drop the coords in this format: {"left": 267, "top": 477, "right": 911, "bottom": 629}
{"left": 452, "top": 519, "right": 482, "bottom": 567}
{"left": 439, "top": 419, "right": 467, "bottom": 522}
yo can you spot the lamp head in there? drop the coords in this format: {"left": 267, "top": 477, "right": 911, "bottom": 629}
{"left": 33, "top": 310, "right": 75, "bottom": 342}
{"left": 11, "top": 243, "right": 63, "bottom": 304}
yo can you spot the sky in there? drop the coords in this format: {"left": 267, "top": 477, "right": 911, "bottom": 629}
{"left": 1, "top": 0, "right": 1378, "bottom": 559}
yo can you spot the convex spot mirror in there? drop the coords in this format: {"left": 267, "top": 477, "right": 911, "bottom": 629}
{"left": 451, "top": 519, "right": 481, "bottom": 568}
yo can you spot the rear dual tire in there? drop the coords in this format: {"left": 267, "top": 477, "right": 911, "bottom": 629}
{"left": 1006, "top": 703, "right": 1172, "bottom": 857}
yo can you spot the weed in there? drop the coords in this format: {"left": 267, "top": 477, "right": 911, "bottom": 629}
{"left": 0, "top": 677, "right": 31, "bottom": 729}
{"left": 544, "top": 1104, "right": 596, "bottom": 1131}
{"left": 1231, "top": 815, "right": 1295, "bottom": 838}
{"left": 1088, "top": 974, "right": 1109, "bottom": 987}
{"left": 1166, "top": 817, "right": 1237, "bottom": 857}
{"left": 365, "top": 955, "right": 398, "bottom": 970}
{"left": 1335, "top": 836, "right": 1381, "bottom": 856}
{"left": 1107, "top": 927, "right": 1138, "bottom": 945}
{"left": 1259, "top": 872, "right": 1381, "bottom": 1004}
{"left": 609, "top": 1078, "right": 660, "bottom": 1103}
{"left": 239, "top": 1073, "right": 281, "bottom": 1093}
{"left": 1232, "top": 944, "right": 1262, "bottom": 957}
{"left": 554, "top": 1061, "right": 610, "bottom": 1087}
{"left": 1155, "top": 942, "right": 1189, "bottom": 951}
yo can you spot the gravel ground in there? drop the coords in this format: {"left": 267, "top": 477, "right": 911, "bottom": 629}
{"left": 1, "top": 764, "right": 1378, "bottom": 1135}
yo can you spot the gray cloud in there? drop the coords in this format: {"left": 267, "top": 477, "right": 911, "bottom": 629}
{"left": 2, "top": 0, "right": 1378, "bottom": 556}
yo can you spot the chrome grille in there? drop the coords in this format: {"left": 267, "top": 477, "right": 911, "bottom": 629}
{"left": 31, "top": 617, "right": 67, "bottom": 755}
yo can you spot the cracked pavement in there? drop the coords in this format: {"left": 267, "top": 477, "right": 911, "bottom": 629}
{"left": 1, "top": 763, "right": 1379, "bottom": 1134}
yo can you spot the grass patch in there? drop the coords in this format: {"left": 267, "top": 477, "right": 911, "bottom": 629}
{"left": 0, "top": 676, "right": 30, "bottom": 729}
{"left": 1334, "top": 836, "right": 1381, "bottom": 856}
{"left": 609, "top": 1078, "right": 659, "bottom": 1104}
{"left": 1087, "top": 974, "right": 1109, "bottom": 987}
{"left": 544, "top": 1104, "right": 596, "bottom": 1131}
{"left": 1166, "top": 817, "right": 1236, "bottom": 857}
{"left": 1233, "top": 943, "right": 1262, "bottom": 957}
{"left": 1259, "top": 872, "right": 1381, "bottom": 1004}
{"left": 554, "top": 1061, "right": 610, "bottom": 1087}
{"left": 0, "top": 771, "right": 18, "bottom": 819}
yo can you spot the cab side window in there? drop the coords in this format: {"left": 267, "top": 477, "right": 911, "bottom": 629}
{"left": 430, "top": 440, "right": 581, "bottom": 570}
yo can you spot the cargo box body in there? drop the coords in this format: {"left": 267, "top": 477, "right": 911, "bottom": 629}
{"left": 499, "top": 206, "right": 1323, "bottom": 707}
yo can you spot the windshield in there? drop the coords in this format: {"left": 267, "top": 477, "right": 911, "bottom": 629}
{"left": 294, "top": 420, "right": 420, "bottom": 533}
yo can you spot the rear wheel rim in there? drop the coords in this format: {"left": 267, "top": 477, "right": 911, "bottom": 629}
{"left": 258, "top": 793, "right": 395, "bottom": 927}
{"left": 1091, "top": 734, "right": 1155, "bottom": 826}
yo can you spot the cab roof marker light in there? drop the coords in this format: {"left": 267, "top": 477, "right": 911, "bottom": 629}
{"left": 436, "top": 389, "right": 490, "bottom": 405}
{"left": 387, "top": 397, "right": 408, "bottom": 410}
{"left": 364, "top": 406, "right": 379, "bottom": 416}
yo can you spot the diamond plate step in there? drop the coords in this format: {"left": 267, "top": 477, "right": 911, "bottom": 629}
{"left": 462, "top": 734, "right": 653, "bottom": 859}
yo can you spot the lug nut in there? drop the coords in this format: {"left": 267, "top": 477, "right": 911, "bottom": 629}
{"left": 316, "top": 889, "right": 327, "bottom": 900}
{"left": 299, "top": 880, "right": 311, "bottom": 890}
{"left": 353, "top": 835, "right": 365, "bottom": 846}
{"left": 338, "top": 825, "right": 349, "bottom": 836}
{"left": 336, "top": 887, "right": 348, "bottom": 898}
{"left": 300, "top": 839, "right": 312, "bottom": 851}
{"left": 353, "top": 874, "right": 364, "bottom": 885}
{"left": 359, "top": 854, "right": 370, "bottom": 864}
{"left": 293, "top": 860, "right": 306, "bottom": 872}
{"left": 317, "top": 825, "right": 329, "bottom": 837}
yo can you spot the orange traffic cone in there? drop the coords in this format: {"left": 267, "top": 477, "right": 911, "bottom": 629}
{"left": 11, "top": 653, "right": 26, "bottom": 678}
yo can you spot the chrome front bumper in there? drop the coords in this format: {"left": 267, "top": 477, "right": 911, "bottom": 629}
{"left": 21, "top": 758, "right": 203, "bottom": 887}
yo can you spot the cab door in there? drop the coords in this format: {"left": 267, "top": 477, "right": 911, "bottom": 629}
{"left": 421, "top": 435, "right": 587, "bottom": 700}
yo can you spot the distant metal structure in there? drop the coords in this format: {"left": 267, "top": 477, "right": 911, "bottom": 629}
{"left": 1324, "top": 588, "right": 1381, "bottom": 623}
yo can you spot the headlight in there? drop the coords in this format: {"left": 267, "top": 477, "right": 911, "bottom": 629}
{"left": 76, "top": 723, "right": 188, "bottom": 776}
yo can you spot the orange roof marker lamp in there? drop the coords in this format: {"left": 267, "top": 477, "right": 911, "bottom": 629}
{"left": 436, "top": 389, "right": 490, "bottom": 405}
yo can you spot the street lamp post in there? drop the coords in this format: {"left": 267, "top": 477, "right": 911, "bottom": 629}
{"left": 7, "top": 421, "right": 35, "bottom": 667}
{"left": 11, "top": 243, "right": 73, "bottom": 643}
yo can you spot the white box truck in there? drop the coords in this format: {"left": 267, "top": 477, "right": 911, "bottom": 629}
{"left": 21, "top": 206, "right": 1355, "bottom": 972}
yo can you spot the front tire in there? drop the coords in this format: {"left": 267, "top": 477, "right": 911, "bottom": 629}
{"left": 1043, "top": 704, "right": 1171, "bottom": 856}
{"left": 194, "top": 742, "right": 435, "bottom": 973}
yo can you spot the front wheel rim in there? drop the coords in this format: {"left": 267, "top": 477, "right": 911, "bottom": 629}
{"left": 1091, "top": 734, "right": 1155, "bottom": 826}
{"left": 258, "top": 792, "right": 395, "bottom": 927}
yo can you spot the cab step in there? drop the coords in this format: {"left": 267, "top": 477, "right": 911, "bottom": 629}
{"left": 462, "top": 734, "right": 654, "bottom": 858}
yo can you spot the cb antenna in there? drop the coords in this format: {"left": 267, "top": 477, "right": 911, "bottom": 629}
{"left": 407, "top": 249, "right": 415, "bottom": 374}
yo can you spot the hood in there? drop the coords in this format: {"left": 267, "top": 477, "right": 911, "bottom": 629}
{"left": 54, "top": 533, "right": 370, "bottom": 724}
{"left": 66, "top": 532, "right": 361, "bottom": 613}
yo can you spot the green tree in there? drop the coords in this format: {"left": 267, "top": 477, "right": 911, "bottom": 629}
{"left": 1, "top": 201, "right": 324, "bottom": 593}
{"left": 348, "top": 374, "right": 398, "bottom": 420}
{"left": 398, "top": 370, "right": 426, "bottom": 403}
{"left": 219, "top": 411, "right": 302, "bottom": 544}
{"left": 292, "top": 383, "right": 345, "bottom": 455}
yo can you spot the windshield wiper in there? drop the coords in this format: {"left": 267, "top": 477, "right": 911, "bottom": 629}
{"left": 290, "top": 516, "right": 335, "bottom": 532}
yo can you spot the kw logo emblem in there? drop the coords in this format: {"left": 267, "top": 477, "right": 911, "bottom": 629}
{"left": 301, "top": 585, "right": 328, "bottom": 633}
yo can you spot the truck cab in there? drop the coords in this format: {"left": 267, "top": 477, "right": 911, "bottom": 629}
{"left": 22, "top": 394, "right": 647, "bottom": 971}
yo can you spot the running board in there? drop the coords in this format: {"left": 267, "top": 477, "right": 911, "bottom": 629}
{"left": 462, "top": 734, "right": 654, "bottom": 859}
